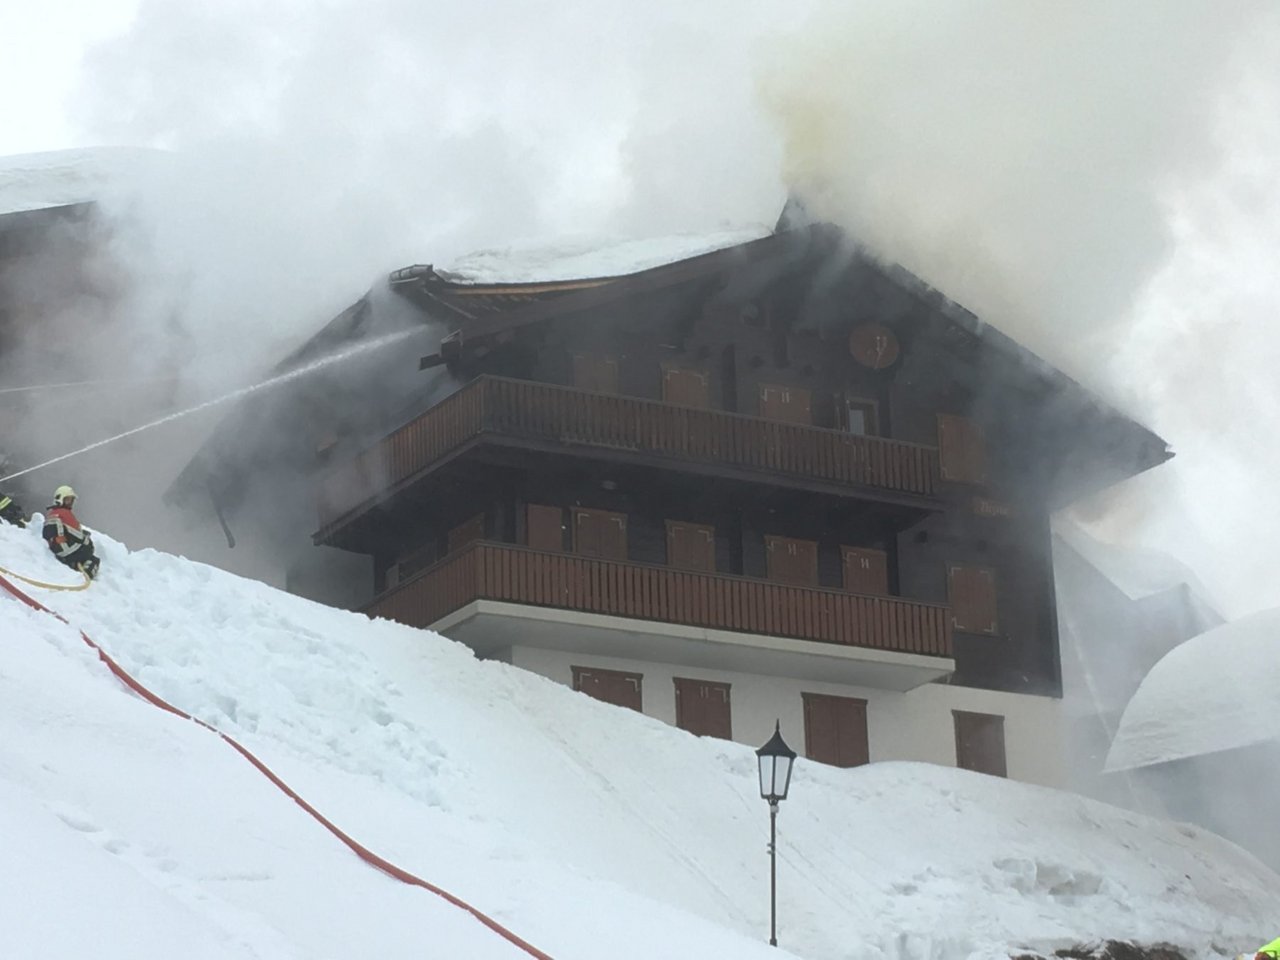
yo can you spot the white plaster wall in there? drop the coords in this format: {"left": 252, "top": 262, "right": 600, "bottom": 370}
{"left": 504, "top": 646, "right": 1065, "bottom": 788}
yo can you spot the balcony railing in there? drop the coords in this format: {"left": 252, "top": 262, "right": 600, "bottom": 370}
{"left": 367, "top": 541, "right": 953, "bottom": 659}
{"left": 319, "top": 376, "right": 941, "bottom": 535}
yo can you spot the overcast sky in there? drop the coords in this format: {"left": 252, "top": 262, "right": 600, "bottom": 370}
{"left": 0, "top": 2, "right": 141, "bottom": 156}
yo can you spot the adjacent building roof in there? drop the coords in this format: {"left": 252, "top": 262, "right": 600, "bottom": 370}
{"left": 0, "top": 147, "right": 161, "bottom": 220}
{"left": 1106, "top": 608, "right": 1280, "bottom": 770}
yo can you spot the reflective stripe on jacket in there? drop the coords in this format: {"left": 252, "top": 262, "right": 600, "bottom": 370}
{"left": 42, "top": 506, "right": 88, "bottom": 559}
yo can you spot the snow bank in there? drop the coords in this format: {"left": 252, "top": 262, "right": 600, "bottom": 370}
{"left": 1, "top": 519, "right": 1276, "bottom": 960}
{"left": 436, "top": 226, "right": 773, "bottom": 284}
{"left": 1107, "top": 609, "right": 1280, "bottom": 771}
{"left": 0, "top": 147, "right": 160, "bottom": 218}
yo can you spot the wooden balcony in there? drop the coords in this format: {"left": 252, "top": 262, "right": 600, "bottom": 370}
{"left": 318, "top": 376, "right": 941, "bottom": 540}
{"left": 367, "top": 542, "right": 954, "bottom": 679}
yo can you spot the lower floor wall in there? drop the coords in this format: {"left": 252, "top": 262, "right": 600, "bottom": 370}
{"left": 492, "top": 645, "right": 1066, "bottom": 788}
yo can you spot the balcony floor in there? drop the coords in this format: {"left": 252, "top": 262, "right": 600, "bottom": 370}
{"left": 432, "top": 599, "right": 955, "bottom": 692}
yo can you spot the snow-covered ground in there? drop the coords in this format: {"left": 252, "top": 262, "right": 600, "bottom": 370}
{"left": 435, "top": 227, "right": 773, "bottom": 284}
{"left": 1107, "top": 609, "right": 1280, "bottom": 771}
{"left": 1, "top": 519, "right": 1276, "bottom": 960}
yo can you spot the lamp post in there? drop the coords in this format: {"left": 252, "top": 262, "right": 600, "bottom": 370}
{"left": 756, "top": 720, "right": 796, "bottom": 948}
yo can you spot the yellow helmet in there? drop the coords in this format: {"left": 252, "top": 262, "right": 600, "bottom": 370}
{"left": 53, "top": 485, "right": 77, "bottom": 506}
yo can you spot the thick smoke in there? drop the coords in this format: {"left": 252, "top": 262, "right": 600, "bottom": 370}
{"left": 3, "top": 0, "right": 796, "bottom": 576}
{"left": 4, "top": 0, "right": 1279, "bottom": 861}
{"left": 759, "top": 2, "right": 1277, "bottom": 384}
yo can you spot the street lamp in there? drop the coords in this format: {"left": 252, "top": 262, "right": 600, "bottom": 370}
{"left": 756, "top": 720, "right": 796, "bottom": 948}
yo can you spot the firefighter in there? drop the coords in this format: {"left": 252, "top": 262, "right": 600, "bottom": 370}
{"left": 0, "top": 490, "right": 25, "bottom": 528}
{"left": 41, "top": 485, "right": 100, "bottom": 579}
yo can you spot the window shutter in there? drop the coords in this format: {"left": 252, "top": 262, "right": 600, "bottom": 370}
{"left": 765, "top": 535, "right": 818, "bottom": 585}
{"left": 573, "top": 666, "right": 642, "bottom": 711}
{"left": 666, "top": 521, "right": 716, "bottom": 572}
{"left": 948, "top": 564, "right": 998, "bottom": 634}
{"left": 937, "top": 414, "right": 986, "bottom": 484}
{"left": 662, "top": 367, "right": 711, "bottom": 408}
{"left": 802, "top": 692, "right": 869, "bottom": 768}
{"left": 525, "top": 504, "right": 564, "bottom": 552}
{"left": 572, "top": 354, "right": 619, "bottom": 394}
{"left": 573, "top": 508, "right": 628, "bottom": 560}
{"left": 954, "top": 711, "right": 1007, "bottom": 777}
{"left": 759, "top": 384, "right": 812, "bottom": 425}
{"left": 842, "top": 546, "right": 889, "bottom": 596}
{"left": 674, "top": 678, "right": 732, "bottom": 739}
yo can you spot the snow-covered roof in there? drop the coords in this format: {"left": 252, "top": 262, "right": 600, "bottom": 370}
{"left": 434, "top": 226, "right": 773, "bottom": 285}
{"left": 1107, "top": 608, "right": 1280, "bottom": 770}
{"left": 1053, "top": 519, "right": 1217, "bottom": 606}
{"left": 0, "top": 146, "right": 158, "bottom": 219}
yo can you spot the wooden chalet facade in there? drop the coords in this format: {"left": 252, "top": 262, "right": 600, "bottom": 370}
{"left": 176, "top": 217, "right": 1169, "bottom": 784}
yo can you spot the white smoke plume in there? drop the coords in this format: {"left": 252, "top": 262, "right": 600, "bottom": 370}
{"left": 3, "top": 4, "right": 1280, "bottom": 856}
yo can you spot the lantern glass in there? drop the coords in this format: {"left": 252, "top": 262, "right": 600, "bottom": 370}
{"left": 755, "top": 722, "right": 797, "bottom": 803}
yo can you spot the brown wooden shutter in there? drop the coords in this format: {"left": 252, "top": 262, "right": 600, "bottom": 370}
{"left": 953, "top": 710, "right": 1007, "bottom": 777}
{"left": 765, "top": 535, "right": 818, "bottom": 586}
{"left": 662, "top": 367, "right": 711, "bottom": 408}
{"left": 937, "top": 414, "right": 986, "bottom": 483}
{"left": 525, "top": 504, "right": 565, "bottom": 552}
{"left": 447, "top": 513, "right": 485, "bottom": 554}
{"left": 572, "top": 666, "right": 642, "bottom": 711}
{"left": 666, "top": 521, "right": 715, "bottom": 572}
{"left": 758, "top": 384, "right": 812, "bottom": 424}
{"left": 802, "top": 693, "right": 869, "bottom": 768}
{"left": 572, "top": 507, "right": 628, "bottom": 560}
{"left": 572, "top": 354, "right": 619, "bottom": 394}
{"left": 673, "top": 678, "right": 732, "bottom": 739}
{"left": 948, "top": 564, "right": 998, "bottom": 634}
{"left": 842, "top": 546, "right": 889, "bottom": 596}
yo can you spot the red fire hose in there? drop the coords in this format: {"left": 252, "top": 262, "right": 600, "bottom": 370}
{"left": 0, "top": 571, "right": 556, "bottom": 960}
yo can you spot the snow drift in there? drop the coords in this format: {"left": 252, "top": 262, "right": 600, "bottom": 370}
{"left": 1107, "top": 609, "right": 1280, "bottom": 771}
{"left": 0, "top": 518, "right": 1276, "bottom": 959}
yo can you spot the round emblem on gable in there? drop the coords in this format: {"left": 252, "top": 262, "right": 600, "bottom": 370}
{"left": 849, "top": 323, "right": 900, "bottom": 369}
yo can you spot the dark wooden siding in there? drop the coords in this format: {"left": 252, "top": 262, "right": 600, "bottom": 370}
{"left": 953, "top": 710, "right": 1007, "bottom": 777}
{"left": 674, "top": 678, "right": 732, "bottom": 739}
{"left": 447, "top": 512, "right": 485, "bottom": 554}
{"left": 802, "top": 693, "right": 869, "bottom": 768}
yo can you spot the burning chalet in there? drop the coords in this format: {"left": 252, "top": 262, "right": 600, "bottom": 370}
{"left": 175, "top": 215, "right": 1170, "bottom": 784}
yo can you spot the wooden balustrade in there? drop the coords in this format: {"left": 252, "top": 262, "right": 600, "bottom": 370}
{"left": 318, "top": 377, "right": 941, "bottom": 535}
{"left": 368, "top": 541, "right": 953, "bottom": 659}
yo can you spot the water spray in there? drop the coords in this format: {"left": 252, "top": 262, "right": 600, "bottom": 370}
{"left": 0, "top": 376, "right": 187, "bottom": 396}
{"left": 0, "top": 328, "right": 423, "bottom": 485}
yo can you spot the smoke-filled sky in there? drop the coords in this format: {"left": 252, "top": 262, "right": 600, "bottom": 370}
{"left": 3, "top": 1, "right": 1280, "bottom": 615}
